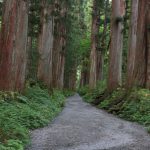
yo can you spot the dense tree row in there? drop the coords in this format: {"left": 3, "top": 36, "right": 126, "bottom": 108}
{"left": 83, "top": 0, "right": 150, "bottom": 92}
{"left": 0, "top": 0, "right": 149, "bottom": 93}
{"left": 0, "top": 0, "right": 83, "bottom": 92}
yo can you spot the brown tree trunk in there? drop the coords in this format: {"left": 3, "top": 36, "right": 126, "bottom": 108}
{"left": 100, "top": 0, "right": 109, "bottom": 51}
{"left": 52, "top": 1, "right": 67, "bottom": 89}
{"left": 0, "top": 0, "right": 28, "bottom": 92}
{"left": 37, "top": 0, "right": 54, "bottom": 89}
{"left": 80, "top": 70, "right": 90, "bottom": 87}
{"left": 26, "top": 36, "right": 32, "bottom": 78}
{"left": 96, "top": 51, "right": 103, "bottom": 81}
{"left": 89, "top": 0, "right": 101, "bottom": 89}
{"left": 64, "top": 63, "right": 77, "bottom": 90}
{"left": 68, "top": 68, "right": 77, "bottom": 90}
{"left": 146, "top": 1, "right": 150, "bottom": 88}
{"left": 127, "top": 0, "right": 147, "bottom": 88}
{"left": 80, "top": 58, "right": 90, "bottom": 87}
{"left": 107, "top": 0, "right": 125, "bottom": 91}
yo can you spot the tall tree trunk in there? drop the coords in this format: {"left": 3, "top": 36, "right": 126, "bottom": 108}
{"left": 101, "top": 0, "right": 109, "bottom": 51}
{"left": 52, "top": 1, "right": 67, "bottom": 89}
{"left": 0, "top": 0, "right": 28, "bottom": 91}
{"left": 68, "top": 67, "right": 77, "bottom": 90}
{"left": 96, "top": 51, "right": 103, "bottom": 81}
{"left": 89, "top": 0, "right": 101, "bottom": 89}
{"left": 37, "top": 0, "right": 54, "bottom": 88}
{"left": 80, "top": 58, "right": 90, "bottom": 87}
{"left": 26, "top": 36, "right": 32, "bottom": 78}
{"left": 107, "top": 0, "right": 125, "bottom": 91}
{"left": 26, "top": 2, "right": 33, "bottom": 79}
{"left": 64, "top": 62, "right": 77, "bottom": 90}
{"left": 146, "top": 1, "right": 150, "bottom": 88}
{"left": 127, "top": 0, "right": 147, "bottom": 88}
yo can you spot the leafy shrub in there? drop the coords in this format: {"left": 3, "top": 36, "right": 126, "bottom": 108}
{"left": 0, "top": 85, "right": 65, "bottom": 149}
{"left": 92, "top": 80, "right": 107, "bottom": 98}
{"left": 78, "top": 80, "right": 107, "bottom": 103}
{"left": 3, "top": 140, "right": 23, "bottom": 150}
{"left": 79, "top": 82, "right": 150, "bottom": 133}
{"left": 63, "top": 89, "right": 75, "bottom": 97}
{"left": 98, "top": 88, "right": 150, "bottom": 133}
{"left": 78, "top": 85, "right": 90, "bottom": 96}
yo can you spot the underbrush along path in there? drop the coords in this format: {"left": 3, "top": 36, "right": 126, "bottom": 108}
{"left": 27, "top": 94, "right": 150, "bottom": 150}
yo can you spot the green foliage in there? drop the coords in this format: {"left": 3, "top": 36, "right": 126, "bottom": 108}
{"left": 78, "top": 80, "right": 107, "bottom": 103}
{"left": 98, "top": 88, "right": 126, "bottom": 110}
{"left": 63, "top": 90, "right": 75, "bottom": 97}
{"left": 0, "top": 85, "right": 65, "bottom": 149}
{"left": 64, "top": 0, "right": 91, "bottom": 89}
{"left": 92, "top": 80, "right": 107, "bottom": 97}
{"left": 78, "top": 85, "right": 90, "bottom": 96}
{"left": 117, "top": 89, "right": 150, "bottom": 126}
{"left": 78, "top": 38, "right": 91, "bottom": 58}
{"left": 78, "top": 85, "right": 93, "bottom": 103}
{"left": 0, "top": 140, "right": 23, "bottom": 150}
{"left": 79, "top": 82, "right": 150, "bottom": 133}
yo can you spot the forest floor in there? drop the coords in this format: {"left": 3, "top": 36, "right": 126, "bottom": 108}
{"left": 27, "top": 94, "right": 150, "bottom": 150}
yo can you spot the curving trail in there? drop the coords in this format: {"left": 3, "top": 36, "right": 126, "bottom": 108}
{"left": 27, "top": 94, "right": 150, "bottom": 150}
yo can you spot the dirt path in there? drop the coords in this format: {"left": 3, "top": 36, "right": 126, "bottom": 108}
{"left": 27, "top": 94, "right": 150, "bottom": 150}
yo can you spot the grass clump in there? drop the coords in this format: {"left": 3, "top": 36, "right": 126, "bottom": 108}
{"left": 63, "top": 89, "right": 75, "bottom": 97}
{"left": 78, "top": 80, "right": 107, "bottom": 103}
{"left": 0, "top": 84, "right": 65, "bottom": 150}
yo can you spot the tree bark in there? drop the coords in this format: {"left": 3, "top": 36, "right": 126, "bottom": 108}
{"left": 146, "top": 1, "right": 150, "bottom": 88}
{"left": 67, "top": 67, "right": 77, "bottom": 90}
{"left": 37, "top": 0, "right": 54, "bottom": 89}
{"left": 127, "top": 0, "right": 147, "bottom": 88}
{"left": 96, "top": 51, "right": 103, "bottom": 81}
{"left": 0, "top": 0, "right": 28, "bottom": 91}
{"left": 80, "top": 58, "right": 90, "bottom": 87}
{"left": 26, "top": 36, "right": 32, "bottom": 78}
{"left": 52, "top": 0, "right": 67, "bottom": 89}
{"left": 107, "top": 0, "right": 125, "bottom": 91}
{"left": 89, "top": 0, "right": 101, "bottom": 89}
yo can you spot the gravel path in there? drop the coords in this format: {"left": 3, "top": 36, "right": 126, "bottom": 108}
{"left": 27, "top": 94, "right": 150, "bottom": 150}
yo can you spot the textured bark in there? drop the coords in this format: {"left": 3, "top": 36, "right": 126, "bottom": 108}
{"left": 80, "top": 70, "right": 90, "bottom": 87}
{"left": 107, "top": 0, "right": 125, "bottom": 91}
{"left": 127, "top": 0, "right": 147, "bottom": 88}
{"left": 101, "top": 0, "right": 109, "bottom": 50}
{"left": 64, "top": 59, "right": 77, "bottom": 90}
{"left": 0, "top": 0, "right": 28, "bottom": 91}
{"left": 52, "top": 1, "right": 67, "bottom": 89}
{"left": 146, "top": 1, "right": 150, "bottom": 88}
{"left": 89, "top": 0, "right": 101, "bottom": 89}
{"left": 96, "top": 51, "right": 103, "bottom": 81}
{"left": 26, "top": 36, "right": 32, "bottom": 78}
{"left": 52, "top": 37, "right": 63, "bottom": 89}
{"left": 96, "top": 0, "right": 109, "bottom": 82}
{"left": 37, "top": 0, "right": 54, "bottom": 88}
{"left": 65, "top": 67, "right": 77, "bottom": 90}
{"left": 80, "top": 58, "right": 90, "bottom": 87}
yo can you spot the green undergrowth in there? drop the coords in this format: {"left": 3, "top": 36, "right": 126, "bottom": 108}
{"left": 79, "top": 83, "right": 150, "bottom": 133}
{"left": 78, "top": 80, "right": 107, "bottom": 103}
{"left": 0, "top": 84, "right": 66, "bottom": 150}
{"left": 63, "top": 89, "right": 75, "bottom": 97}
